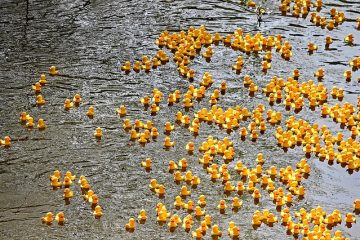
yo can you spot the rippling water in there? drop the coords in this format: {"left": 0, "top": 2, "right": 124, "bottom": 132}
{"left": 0, "top": 0, "right": 360, "bottom": 239}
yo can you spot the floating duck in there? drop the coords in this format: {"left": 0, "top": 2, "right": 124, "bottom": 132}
{"left": 138, "top": 209, "right": 147, "bottom": 222}
{"left": 140, "top": 96, "right": 150, "bottom": 106}
{"left": 163, "top": 137, "right": 174, "bottom": 148}
{"left": 155, "top": 185, "right": 166, "bottom": 196}
{"left": 174, "top": 196, "right": 184, "bottom": 207}
{"left": 192, "top": 227, "right": 203, "bottom": 239}
{"left": 354, "top": 199, "right": 360, "bottom": 211}
{"left": 55, "top": 212, "right": 65, "bottom": 225}
{"left": 150, "top": 103, "right": 160, "bottom": 114}
{"left": 36, "top": 95, "right": 45, "bottom": 106}
{"left": 180, "top": 185, "right": 191, "bottom": 197}
{"left": 149, "top": 179, "right": 159, "bottom": 190}
{"left": 211, "top": 225, "right": 222, "bottom": 237}
{"left": 141, "top": 158, "right": 152, "bottom": 169}
{"left": 94, "top": 127, "right": 102, "bottom": 139}
{"left": 64, "top": 99, "right": 73, "bottom": 110}
{"left": 86, "top": 106, "right": 95, "bottom": 117}
{"left": 0, "top": 136, "right": 11, "bottom": 147}
{"left": 314, "top": 68, "right": 325, "bottom": 79}
{"left": 123, "top": 119, "right": 132, "bottom": 129}
{"left": 125, "top": 218, "right": 135, "bottom": 230}
{"left": 32, "top": 82, "right": 42, "bottom": 93}
{"left": 345, "top": 213, "right": 356, "bottom": 223}
{"left": 344, "top": 34, "right": 354, "bottom": 45}
{"left": 179, "top": 159, "right": 188, "bottom": 170}
{"left": 232, "top": 197, "right": 243, "bottom": 208}
{"left": 343, "top": 70, "right": 352, "bottom": 81}
{"left": 308, "top": 42, "right": 318, "bottom": 52}
{"left": 42, "top": 212, "right": 53, "bottom": 224}
{"left": 49, "top": 66, "right": 58, "bottom": 76}
{"left": 217, "top": 199, "right": 227, "bottom": 212}
{"left": 63, "top": 188, "right": 74, "bottom": 199}
{"left": 121, "top": 61, "right": 131, "bottom": 71}
{"left": 51, "top": 177, "right": 62, "bottom": 188}
{"left": 39, "top": 74, "right": 47, "bottom": 85}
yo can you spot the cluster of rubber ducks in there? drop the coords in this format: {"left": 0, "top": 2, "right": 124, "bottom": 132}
{"left": 116, "top": 16, "right": 360, "bottom": 238}
{"left": 253, "top": 205, "right": 357, "bottom": 239}
{"left": 42, "top": 170, "right": 102, "bottom": 225}
{"left": 309, "top": 8, "right": 346, "bottom": 31}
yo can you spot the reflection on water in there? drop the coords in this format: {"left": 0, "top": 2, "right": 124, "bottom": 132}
{"left": 0, "top": 0, "right": 359, "bottom": 239}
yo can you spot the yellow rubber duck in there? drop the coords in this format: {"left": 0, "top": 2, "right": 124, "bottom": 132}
{"left": 155, "top": 185, "right": 166, "bottom": 196}
{"left": 63, "top": 176, "right": 73, "bottom": 187}
{"left": 174, "top": 196, "right": 183, "bottom": 207}
{"left": 150, "top": 103, "right": 160, "bottom": 114}
{"left": 344, "top": 34, "right": 354, "bottom": 45}
{"left": 192, "top": 227, "right": 203, "bottom": 239}
{"left": 183, "top": 200, "right": 194, "bottom": 212}
{"left": 121, "top": 61, "right": 131, "bottom": 71}
{"left": 51, "top": 177, "right": 62, "bottom": 188}
{"left": 232, "top": 197, "right": 242, "bottom": 208}
{"left": 180, "top": 185, "right": 191, "bottom": 197}
{"left": 252, "top": 211, "right": 262, "bottom": 225}
{"left": 116, "top": 105, "right": 126, "bottom": 116}
{"left": 164, "top": 121, "right": 174, "bottom": 132}
{"left": 149, "top": 179, "right": 159, "bottom": 190}
{"left": 49, "top": 66, "right": 58, "bottom": 76}
{"left": 211, "top": 225, "right": 222, "bottom": 237}
{"left": 94, "top": 127, "right": 102, "bottom": 139}
{"left": 354, "top": 199, "right": 360, "bottom": 211}
{"left": 39, "top": 74, "right": 47, "bottom": 85}
{"left": 308, "top": 42, "right": 318, "bottom": 52}
{"left": 125, "top": 218, "right": 135, "bottom": 230}
{"left": 36, "top": 95, "right": 45, "bottom": 106}
{"left": 42, "top": 212, "right": 54, "bottom": 224}
{"left": 179, "top": 158, "right": 188, "bottom": 170}
{"left": 64, "top": 99, "right": 73, "bottom": 110}
{"left": 343, "top": 70, "right": 352, "bottom": 80}
{"left": 163, "top": 137, "right": 174, "bottom": 148}
{"left": 32, "top": 82, "right": 42, "bottom": 93}
{"left": 138, "top": 209, "right": 147, "bottom": 222}
{"left": 314, "top": 68, "right": 325, "bottom": 79}
{"left": 63, "top": 188, "right": 74, "bottom": 199}
{"left": 140, "top": 96, "right": 150, "bottom": 106}
{"left": 122, "top": 119, "right": 132, "bottom": 129}
{"left": 55, "top": 212, "right": 65, "bottom": 225}
{"left": 194, "top": 206, "right": 205, "bottom": 217}
{"left": 0, "top": 136, "right": 11, "bottom": 147}
{"left": 229, "top": 225, "right": 240, "bottom": 238}
{"left": 141, "top": 158, "right": 152, "bottom": 169}
{"left": 345, "top": 213, "right": 356, "bottom": 223}
{"left": 168, "top": 160, "right": 178, "bottom": 172}
{"left": 86, "top": 106, "right": 95, "bottom": 117}
{"left": 217, "top": 199, "right": 227, "bottom": 212}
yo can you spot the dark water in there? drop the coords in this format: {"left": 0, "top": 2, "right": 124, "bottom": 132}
{"left": 0, "top": 0, "right": 360, "bottom": 239}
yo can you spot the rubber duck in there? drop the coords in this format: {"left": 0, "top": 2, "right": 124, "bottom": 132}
{"left": 229, "top": 225, "right": 240, "bottom": 238}
{"left": 63, "top": 99, "right": 73, "bottom": 110}
{"left": 179, "top": 158, "right": 188, "bottom": 170}
{"left": 49, "top": 66, "right": 58, "bottom": 76}
{"left": 85, "top": 106, "right": 95, "bottom": 117}
{"left": 94, "top": 127, "right": 102, "bottom": 139}
{"left": 164, "top": 122, "right": 174, "bottom": 132}
{"left": 345, "top": 213, "right": 356, "bottom": 223}
{"left": 117, "top": 105, "right": 126, "bottom": 116}
{"left": 224, "top": 181, "right": 235, "bottom": 192}
{"left": 125, "top": 218, "right": 135, "bottom": 230}
{"left": 344, "top": 34, "right": 354, "bottom": 45}
{"left": 51, "top": 177, "right": 62, "bottom": 188}
{"left": 163, "top": 137, "right": 174, "bottom": 148}
{"left": 122, "top": 119, "right": 132, "bottom": 129}
{"left": 180, "top": 185, "right": 191, "bottom": 197}
{"left": 308, "top": 42, "right": 318, "bottom": 52}
{"left": 136, "top": 209, "right": 147, "bottom": 222}
{"left": 0, "top": 136, "right": 11, "bottom": 147}
{"left": 252, "top": 211, "right": 262, "bottom": 225}
{"left": 252, "top": 188, "right": 261, "bottom": 199}
{"left": 194, "top": 206, "right": 205, "bottom": 217}
{"left": 39, "top": 74, "right": 47, "bottom": 85}
{"left": 155, "top": 184, "right": 166, "bottom": 196}
{"left": 211, "top": 225, "right": 222, "bottom": 237}
{"left": 183, "top": 97, "right": 193, "bottom": 108}
{"left": 63, "top": 188, "right": 74, "bottom": 199}
{"left": 354, "top": 199, "right": 360, "bottom": 211}
{"left": 314, "top": 68, "right": 324, "bottom": 79}
{"left": 140, "top": 96, "right": 150, "bottom": 106}
{"left": 232, "top": 197, "right": 242, "bottom": 208}
{"left": 173, "top": 171, "right": 183, "bottom": 182}
{"left": 42, "top": 212, "right": 53, "bottom": 224}
{"left": 133, "top": 61, "right": 142, "bottom": 72}
{"left": 149, "top": 179, "right": 159, "bottom": 190}
{"left": 150, "top": 103, "right": 160, "bottom": 114}
{"left": 121, "top": 61, "right": 131, "bottom": 71}
{"left": 63, "top": 175, "right": 73, "bottom": 187}
{"left": 36, "top": 95, "right": 45, "bottom": 106}
{"left": 217, "top": 199, "right": 227, "bottom": 212}
{"left": 32, "top": 82, "right": 42, "bottom": 93}
{"left": 183, "top": 200, "right": 194, "bottom": 212}
{"left": 344, "top": 70, "right": 352, "bottom": 81}
{"left": 262, "top": 61, "right": 271, "bottom": 71}
{"left": 54, "top": 212, "right": 65, "bottom": 225}
{"left": 192, "top": 227, "right": 203, "bottom": 239}
{"left": 141, "top": 158, "right": 152, "bottom": 169}
{"left": 267, "top": 213, "right": 278, "bottom": 224}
